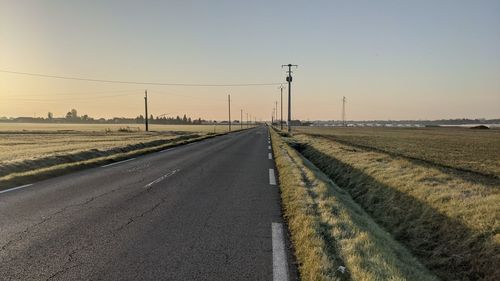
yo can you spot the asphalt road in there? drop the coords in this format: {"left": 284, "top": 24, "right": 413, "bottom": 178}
{"left": 0, "top": 126, "right": 297, "bottom": 281}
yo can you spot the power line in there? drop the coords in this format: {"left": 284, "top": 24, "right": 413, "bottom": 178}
{"left": 0, "top": 70, "right": 282, "bottom": 87}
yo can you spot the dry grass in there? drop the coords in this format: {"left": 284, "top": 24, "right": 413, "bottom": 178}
{"left": 0, "top": 123, "right": 245, "bottom": 190}
{"left": 292, "top": 132, "right": 500, "bottom": 280}
{"left": 270, "top": 129, "right": 437, "bottom": 281}
{"left": 0, "top": 122, "right": 235, "bottom": 133}
{"left": 295, "top": 126, "right": 500, "bottom": 178}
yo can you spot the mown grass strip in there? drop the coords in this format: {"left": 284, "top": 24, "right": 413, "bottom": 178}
{"left": 270, "top": 128, "right": 437, "bottom": 281}
{"left": 0, "top": 132, "right": 226, "bottom": 190}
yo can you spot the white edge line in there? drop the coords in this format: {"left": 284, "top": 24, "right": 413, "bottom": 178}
{"left": 101, "top": 157, "right": 136, "bottom": 168}
{"left": 269, "top": 169, "right": 276, "bottom": 185}
{"left": 0, "top": 184, "right": 33, "bottom": 194}
{"left": 272, "top": 222, "right": 290, "bottom": 281}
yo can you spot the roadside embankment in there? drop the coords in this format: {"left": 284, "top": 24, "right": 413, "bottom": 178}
{"left": 270, "top": 129, "right": 437, "bottom": 281}
{"left": 292, "top": 133, "right": 499, "bottom": 281}
{"left": 0, "top": 132, "right": 227, "bottom": 190}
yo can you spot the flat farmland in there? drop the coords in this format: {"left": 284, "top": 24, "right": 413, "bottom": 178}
{"left": 0, "top": 123, "right": 244, "bottom": 189}
{"left": 295, "top": 126, "right": 500, "bottom": 178}
{"left": 288, "top": 126, "right": 500, "bottom": 280}
{"left": 0, "top": 123, "right": 233, "bottom": 163}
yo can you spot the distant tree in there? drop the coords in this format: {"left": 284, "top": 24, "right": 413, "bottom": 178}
{"left": 82, "top": 114, "right": 89, "bottom": 121}
{"left": 182, "top": 114, "right": 188, "bottom": 123}
{"left": 47, "top": 112, "right": 53, "bottom": 119}
{"left": 71, "top": 109, "right": 78, "bottom": 119}
{"left": 150, "top": 114, "right": 154, "bottom": 121}
{"left": 188, "top": 117, "right": 192, "bottom": 124}
{"left": 66, "top": 111, "right": 73, "bottom": 119}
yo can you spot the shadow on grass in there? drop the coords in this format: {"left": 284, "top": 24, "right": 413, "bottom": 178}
{"left": 307, "top": 133, "right": 500, "bottom": 187}
{"left": 0, "top": 134, "right": 200, "bottom": 178}
{"left": 295, "top": 143, "right": 499, "bottom": 281}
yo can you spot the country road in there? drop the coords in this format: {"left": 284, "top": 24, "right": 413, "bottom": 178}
{"left": 0, "top": 126, "right": 297, "bottom": 281}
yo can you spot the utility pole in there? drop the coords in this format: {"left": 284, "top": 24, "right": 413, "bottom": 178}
{"left": 228, "top": 94, "right": 231, "bottom": 132}
{"left": 279, "top": 84, "right": 284, "bottom": 130}
{"left": 342, "top": 96, "right": 346, "bottom": 127}
{"left": 282, "top": 64, "right": 298, "bottom": 132}
{"left": 144, "top": 90, "right": 149, "bottom": 132}
{"left": 272, "top": 108, "right": 274, "bottom": 125}
{"left": 240, "top": 109, "right": 243, "bottom": 129}
{"left": 246, "top": 113, "right": 249, "bottom": 128}
{"left": 275, "top": 101, "right": 278, "bottom": 126}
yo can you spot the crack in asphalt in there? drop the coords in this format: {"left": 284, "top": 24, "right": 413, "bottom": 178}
{"left": 115, "top": 198, "right": 165, "bottom": 232}
{"left": 0, "top": 183, "right": 130, "bottom": 253}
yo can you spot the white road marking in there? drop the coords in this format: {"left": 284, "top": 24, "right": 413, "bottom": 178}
{"left": 144, "top": 169, "right": 180, "bottom": 188}
{"left": 272, "top": 223, "right": 290, "bottom": 281}
{"left": 0, "top": 184, "right": 33, "bottom": 194}
{"left": 269, "top": 169, "right": 276, "bottom": 185}
{"left": 268, "top": 145, "right": 271, "bottom": 150}
{"left": 101, "top": 158, "right": 136, "bottom": 168}
{"left": 160, "top": 147, "right": 175, "bottom": 153}
{"left": 268, "top": 153, "right": 273, "bottom": 160}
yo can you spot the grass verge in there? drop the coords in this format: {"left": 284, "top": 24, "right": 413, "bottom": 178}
{"left": 293, "top": 133, "right": 499, "bottom": 281}
{"left": 0, "top": 132, "right": 226, "bottom": 190}
{"left": 270, "top": 128, "right": 437, "bottom": 281}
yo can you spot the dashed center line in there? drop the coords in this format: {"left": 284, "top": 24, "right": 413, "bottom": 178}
{"left": 272, "top": 222, "right": 290, "bottom": 281}
{"left": 144, "top": 169, "right": 180, "bottom": 188}
{"left": 268, "top": 153, "right": 273, "bottom": 160}
{"left": 268, "top": 145, "right": 271, "bottom": 150}
{"left": 269, "top": 169, "right": 276, "bottom": 185}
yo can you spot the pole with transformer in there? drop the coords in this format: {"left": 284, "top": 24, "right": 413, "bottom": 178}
{"left": 282, "top": 64, "right": 298, "bottom": 132}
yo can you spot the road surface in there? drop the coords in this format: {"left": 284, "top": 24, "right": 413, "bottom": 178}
{"left": 0, "top": 126, "right": 297, "bottom": 280}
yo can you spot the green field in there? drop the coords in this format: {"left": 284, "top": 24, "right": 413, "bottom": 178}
{"left": 283, "top": 126, "right": 500, "bottom": 280}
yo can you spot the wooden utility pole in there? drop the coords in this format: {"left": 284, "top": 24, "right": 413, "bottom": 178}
{"left": 144, "top": 90, "right": 149, "bottom": 132}
{"left": 240, "top": 109, "right": 243, "bottom": 129}
{"left": 282, "top": 64, "right": 298, "bottom": 132}
{"left": 279, "top": 84, "right": 284, "bottom": 130}
{"left": 342, "top": 96, "right": 346, "bottom": 127}
{"left": 228, "top": 94, "right": 231, "bottom": 132}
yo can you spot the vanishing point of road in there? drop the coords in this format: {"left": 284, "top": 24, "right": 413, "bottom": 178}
{"left": 0, "top": 126, "right": 297, "bottom": 281}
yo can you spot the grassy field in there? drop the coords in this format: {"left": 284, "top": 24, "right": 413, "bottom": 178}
{"left": 0, "top": 123, "right": 245, "bottom": 189}
{"left": 270, "top": 129, "right": 437, "bottom": 281}
{"left": 0, "top": 122, "right": 235, "bottom": 132}
{"left": 295, "top": 126, "right": 500, "bottom": 178}
{"left": 285, "top": 127, "right": 499, "bottom": 280}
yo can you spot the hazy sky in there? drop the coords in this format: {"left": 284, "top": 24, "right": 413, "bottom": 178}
{"left": 1, "top": 0, "right": 499, "bottom": 121}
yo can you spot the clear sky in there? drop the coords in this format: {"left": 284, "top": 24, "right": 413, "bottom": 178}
{"left": 1, "top": 0, "right": 499, "bottom": 121}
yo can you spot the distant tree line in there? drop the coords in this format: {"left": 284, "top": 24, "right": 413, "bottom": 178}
{"left": 135, "top": 114, "right": 204, "bottom": 125}
{"left": 0, "top": 109, "right": 210, "bottom": 125}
